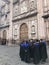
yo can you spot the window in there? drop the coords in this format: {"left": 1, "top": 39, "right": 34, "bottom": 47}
{"left": 14, "top": 29, "right": 17, "bottom": 35}
{"left": 1, "top": 16, "right": 5, "bottom": 26}
{"left": 31, "top": 25, "right": 35, "bottom": 34}
{"left": 13, "top": 28, "right": 17, "bottom": 36}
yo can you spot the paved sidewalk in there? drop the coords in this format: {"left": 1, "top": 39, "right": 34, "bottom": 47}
{"left": 0, "top": 45, "right": 49, "bottom": 65}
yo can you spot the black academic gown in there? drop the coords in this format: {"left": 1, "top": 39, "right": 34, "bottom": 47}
{"left": 23, "top": 42, "right": 30, "bottom": 63}
{"left": 29, "top": 41, "right": 34, "bottom": 59}
{"left": 33, "top": 42, "right": 40, "bottom": 64}
{"left": 20, "top": 43, "right": 25, "bottom": 61}
{"left": 39, "top": 41, "right": 48, "bottom": 62}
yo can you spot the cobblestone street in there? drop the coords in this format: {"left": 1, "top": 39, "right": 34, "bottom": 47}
{"left": 0, "top": 45, "right": 48, "bottom": 65}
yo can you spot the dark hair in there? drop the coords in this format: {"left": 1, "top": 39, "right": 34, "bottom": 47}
{"left": 35, "top": 39, "right": 39, "bottom": 42}
{"left": 40, "top": 39, "right": 43, "bottom": 41}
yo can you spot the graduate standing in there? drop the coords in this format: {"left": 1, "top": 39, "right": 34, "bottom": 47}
{"left": 39, "top": 39, "right": 48, "bottom": 63}
{"left": 33, "top": 39, "right": 40, "bottom": 64}
{"left": 23, "top": 40, "right": 30, "bottom": 63}
{"left": 29, "top": 39, "right": 35, "bottom": 60}
{"left": 19, "top": 41, "right": 25, "bottom": 61}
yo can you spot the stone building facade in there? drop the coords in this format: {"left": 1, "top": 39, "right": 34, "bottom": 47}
{"left": 0, "top": 0, "right": 13, "bottom": 45}
{"left": 0, "top": 0, "right": 49, "bottom": 45}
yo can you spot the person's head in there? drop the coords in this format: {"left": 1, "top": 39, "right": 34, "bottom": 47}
{"left": 35, "top": 39, "right": 40, "bottom": 43}
{"left": 40, "top": 39, "right": 43, "bottom": 41}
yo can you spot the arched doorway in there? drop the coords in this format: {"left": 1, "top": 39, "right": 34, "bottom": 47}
{"left": 2, "top": 30, "right": 7, "bottom": 45}
{"left": 20, "top": 23, "right": 28, "bottom": 41}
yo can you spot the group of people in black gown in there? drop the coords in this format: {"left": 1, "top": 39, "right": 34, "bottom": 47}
{"left": 19, "top": 39, "right": 48, "bottom": 64}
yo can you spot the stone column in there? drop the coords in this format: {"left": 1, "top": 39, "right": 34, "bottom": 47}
{"left": 37, "top": 0, "right": 45, "bottom": 39}
{"left": 8, "top": 0, "right": 13, "bottom": 46}
{"left": 47, "top": 0, "right": 49, "bottom": 13}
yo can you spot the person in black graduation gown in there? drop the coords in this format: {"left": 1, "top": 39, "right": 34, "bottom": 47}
{"left": 29, "top": 39, "right": 35, "bottom": 61}
{"left": 33, "top": 39, "right": 40, "bottom": 64}
{"left": 23, "top": 40, "right": 30, "bottom": 63}
{"left": 19, "top": 41, "right": 25, "bottom": 61}
{"left": 39, "top": 39, "right": 48, "bottom": 63}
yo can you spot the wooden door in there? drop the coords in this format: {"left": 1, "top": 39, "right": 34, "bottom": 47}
{"left": 20, "top": 23, "right": 28, "bottom": 40}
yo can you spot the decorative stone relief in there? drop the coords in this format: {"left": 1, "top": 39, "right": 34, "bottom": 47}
{"left": 21, "top": 1, "right": 27, "bottom": 13}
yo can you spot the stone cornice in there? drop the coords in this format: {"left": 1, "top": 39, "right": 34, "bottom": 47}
{"left": 12, "top": 10, "right": 37, "bottom": 22}
{"left": 0, "top": 25, "right": 10, "bottom": 29}
{"left": 42, "top": 13, "right": 49, "bottom": 18}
